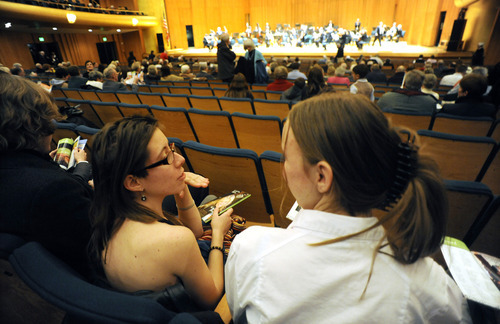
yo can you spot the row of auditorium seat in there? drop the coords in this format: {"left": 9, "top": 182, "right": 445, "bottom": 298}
{"left": 51, "top": 123, "right": 500, "bottom": 257}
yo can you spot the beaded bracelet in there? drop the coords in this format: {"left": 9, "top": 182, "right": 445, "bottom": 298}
{"left": 177, "top": 201, "right": 195, "bottom": 211}
{"left": 210, "top": 246, "right": 224, "bottom": 253}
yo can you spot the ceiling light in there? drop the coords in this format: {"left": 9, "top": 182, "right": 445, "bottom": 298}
{"left": 88, "top": 29, "right": 93, "bottom": 32}
{"left": 5, "top": 22, "right": 12, "bottom": 28}
{"left": 66, "top": 13, "right": 77, "bottom": 24}
{"left": 132, "top": 18, "right": 138, "bottom": 26}
{"left": 116, "top": 29, "right": 121, "bottom": 32}
{"left": 52, "top": 27, "right": 58, "bottom": 31}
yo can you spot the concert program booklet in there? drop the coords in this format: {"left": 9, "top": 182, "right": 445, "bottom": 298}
{"left": 53, "top": 136, "right": 87, "bottom": 170}
{"left": 198, "top": 190, "right": 251, "bottom": 223}
{"left": 441, "top": 237, "right": 500, "bottom": 309}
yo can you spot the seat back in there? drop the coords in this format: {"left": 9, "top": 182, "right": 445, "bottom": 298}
{"left": 182, "top": 141, "right": 272, "bottom": 225}
{"left": 259, "top": 151, "right": 295, "bottom": 228}
{"left": 219, "top": 97, "right": 254, "bottom": 115}
{"left": 251, "top": 84, "right": 268, "bottom": 91}
{"left": 89, "top": 101, "right": 124, "bottom": 125}
{"left": 212, "top": 88, "right": 227, "bottom": 97}
{"left": 0, "top": 233, "right": 25, "bottom": 260}
{"left": 170, "top": 81, "right": 191, "bottom": 87}
{"left": 65, "top": 98, "right": 104, "bottom": 128}
{"left": 190, "top": 87, "right": 214, "bottom": 96}
{"left": 265, "top": 91, "right": 282, "bottom": 101}
{"left": 117, "top": 103, "right": 151, "bottom": 117}
{"left": 9, "top": 242, "right": 179, "bottom": 324}
{"left": 169, "top": 86, "right": 192, "bottom": 95}
{"left": 253, "top": 99, "right": 290, "bottom": 119}
{"left": 96, "top": 91, "right": 119, "bottom": 103}
{"left": 51, "top": 88, "right": 66, "bottom": 98}
{"left": 150, "top": 106, "right": 197, "bottom": 142}
{"left": 417, "top": 130, "right": 496, "bottom": 181}
{"left": 163, "top": 94, "right": 191, "bottom": 109}
{"left": 252, "top": 90, "right": 267, "bottom": 100}
{"left": 149, "top": 85, "right": 170, "bottom": 94}
{"left": 468, "top": 197, "right": 500, "bottom": 257}
{"left": 231, "top": 112, "right": 282, "bottom": 155}
{"left": 443, "top": 180, "right": 493, "bottom": 243}
{"left": 187, "top": 109, "right": 238, "bottom": 148}
{"left": 477, "top": 145, "right": 499, "bottom": 195}
{"left": 137, "top": 84, "right": 151, "bottom": 93}
{"left": 62, "top": 88, "right": 83, "bottom": 100}
{"left": 431, "top": 114, "right": 494, "bottom": 137}
{"left": 382, "top": 108, "right": 432, "bottom": 131}
{"left": 188, "top": 96, "right": 221, "bottom": 111}
{"left": 115, "top": 91, "right": 141, "bottom": 105}
{"left": 78, "top": 89, "right": 101, "bottom": 101}
{"left": 138, "top": 92, "right": 166, "bottom": 107}
{"left": 52, "top": 122, "right": 79, "bottom": 146}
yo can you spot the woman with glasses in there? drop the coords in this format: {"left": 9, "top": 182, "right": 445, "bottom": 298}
{"left": 89, "top": 115, "right": 232, "bottom": 310}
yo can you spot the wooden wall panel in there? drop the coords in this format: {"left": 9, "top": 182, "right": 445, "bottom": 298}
{"left": 0, "top": 31, "right": 34, "bottom": 68}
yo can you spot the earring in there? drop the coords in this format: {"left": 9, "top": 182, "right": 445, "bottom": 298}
{"left": 141, "top": 191, "right": 147, "bottom": 201}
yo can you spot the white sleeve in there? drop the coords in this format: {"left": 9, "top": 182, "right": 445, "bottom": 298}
{"left": 350, "top": 84, "right": 357, "bottom": 94}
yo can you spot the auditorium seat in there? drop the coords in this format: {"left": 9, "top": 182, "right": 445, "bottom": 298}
{"left": 52, "top": 122, "right": 79, "bottom": 147}
{"left": 190, "top": 87, "right": 214, "bottom": 96}
{"left": 444, "top": 180, "right": 493, "bottom": 243}
{"left": 259, "top": 151, "right": 295, "bottom": 228}
{"left": 182, "top": 141, "right": 272, "bottom": 225}
{"left": 117, "top": 103, "right": 151, "bottom": 117}
{"left": 137, "top": 92, "right": 166, "bottom": 106}
{"left": 212, "top": 88, "right": 227, "bottom": 97}
{"left": 170, "top": 81, "right": 191, "bottom": 87}
{"left": 162, "top": 94, "right": 191, "bottom": 109}
{"left": 65, "top": 98, "right": 104, "bottom": 128}
{"left": 169, "top": 86, "right": 191, "bottom": 95}
{"left": 468, "top": 196, "right": 500, "bottom": 257}
{"left": 62, "top": 88, "right": 83, "bottom": 100}
{"left": 137, "top": 84, "right": 151, "bottom": 93}
{"left": 250, "top": 84, "right": 268, "bottom": 91}
{"left": 188, "top": 95, "right": 221, "bottom": 111}
{"left": 431, "top": 114, "right": 494, "bottom": 137}
{"left": 417, "top": 130, "right": 497, "bottom": 181}
{"left": 96, "top": 91, "right": 119, "bottom": 103}
{"left": 231, "top": 112, "right": 282, "bottom": 155}
{"left": 89, "top": 101, "right": 124, "bottom": 124}
{"left": 253, "top": 99, "right": 291, "bottom": 119}
{"left": 187, "top": 109, "right": 238, "bottom": 148}
{"left": 252, "top": 89, "right": 267, "bottom": 99}
{"left": 149, "top": 106, "right": 197, "bottom": 142}
{"left": 51, "top": 88, "right": 66, "bottom": 98}
{"left": 382, "top": 108, "right": 433, "bottom": 131}
{"left": 149, "top": 85, "right": 170, "bottom": 94}
{"left": 477, "top": 144, "right": 499, "bottom": 195}
{"left": 78, "top": 89, "right": 101, "bottom": 101}
{"left": 219, "top": 97, "right": 254, "bottom": 115}
{"left": 265, "top": 91, "right": 283, "bottom": 101}
{"left": 115, "top": 91, "right": 141, "bottom": 105}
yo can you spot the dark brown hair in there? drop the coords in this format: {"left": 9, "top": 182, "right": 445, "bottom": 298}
{"left": 0, "top": 71, "right": 58, "bottom": 152}
{"left": 224, "top": 73, "right": 252, "bottom": 98}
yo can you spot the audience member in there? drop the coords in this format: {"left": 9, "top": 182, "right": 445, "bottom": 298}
{"left": 160, "top": 66, "right": 184, "bottom": 82}
{"left": 103, "top": 67, "right": 132, "bottom": 91}
{"left": 387, "top": 65, "right": 406, "bottom": 86}
{"left": 242, "top": 39, "right": 268, "bottom": 84}
{"left": 377, "top": 70, "right": 438, "bottom": 113}
{"left": 67, "top": 65, "right": 88, "bottom": 89}
{"left": 421, "top": 73, "right": 439, "bottom": 100}
{"left": 224, "top": 73, "right": 253, "bottom": 99}
{"left": 10, "top": 66, "right": 25, "bottom": 76}
{"left": 127, "top": 51, "right": 137, "bottom": 67}
{"left": 266, "top": 66, "right": 293, "bottom": 91}
{"left": 304, "top": 66, "right": 329, "bottom": 99}
{"left": 281, "top": 77, "right": 306, "bottom": 103}
{"left": 350, "top": 64, "right": 374, "bottom": 102}
{"left": 195, "top": 62, "right": 216, "bottom": 80}
{"left": 366, "top": 64, "right": 387, "bottom": 83}
{"left": 471, "top": 43, "right": 484, "bottom": 67}
{"left": 82, "top": 71, "right": 104, "bottom": 90}
{"left": 0, "top": 71, "right": 93, "bottom": 276}
{"left": 327, "top": 67, "right": 350, "bottom": 85}
{"left": 440, "top": 74, "right": 496, "bottom": 118}
{"left": 143, "top": 65, "right": 161, "bottom": 85}
{"left": 433, "top": 60, "right": 447, "bottom": 78}
{"left": 179, "top": 64, "right": 196, "bottom": 80}
{"left": 217, "top": 33, "right": 236, "bottom": 83}
{"left": 440, "top": 65, "right": 466, "bottom": 86}
{"left": 89, "top": 115, "right": 232, "bottom": 310}
{"left": 287, "top": 62, "right": 307, "bottom": 80}
{"left": 50, "top": 67, "right": 70, "bottom": 89}
{"left": 225, "top": 92, "right": 471, "bottom": 323}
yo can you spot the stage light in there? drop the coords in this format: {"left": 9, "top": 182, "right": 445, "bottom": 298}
{"left": 132, "top": 18, "right": 138, "bottom": 26}
{"left": 53, "top": 27, "right": 58, "bottom": 31}
{"left": 116, "top": 29, "right": 121, "bottom": 32}
{"left": 5, "top": 22, "right": 12, "bottom": 29}
{"left": 88, "top": 29, "right": 93, "bottom": 32}
{"left": 39, "top": 37, "right": 45, "bottom": 42}
{"left": 66, "top": 13, "right": 77, "bottom": 24}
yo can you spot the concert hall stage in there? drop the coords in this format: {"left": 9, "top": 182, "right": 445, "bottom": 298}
{"left": 168, "top": 42, "right": 472, "bottom": 63}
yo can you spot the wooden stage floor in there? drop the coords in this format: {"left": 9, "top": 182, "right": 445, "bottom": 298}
{"left": 168, "top": 41, "right": 472, "bottom": 62}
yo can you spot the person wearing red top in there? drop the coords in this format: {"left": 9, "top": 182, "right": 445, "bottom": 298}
{"left": 327, "top": 66, "right": 350, "bottom": 85}
{"left": 266, "top": 66, "right": 293, "bottom": 91}
{"left": 159, "top": 50, "right": 168, "bottom": 62}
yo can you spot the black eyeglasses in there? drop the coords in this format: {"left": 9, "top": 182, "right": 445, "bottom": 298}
{"left": 135, "top": 143, "right": 175, "bottom": 173}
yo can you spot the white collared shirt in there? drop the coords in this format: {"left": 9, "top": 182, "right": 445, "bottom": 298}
{"left": 225, "top": 209, "right": 471, "bottom": 324}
